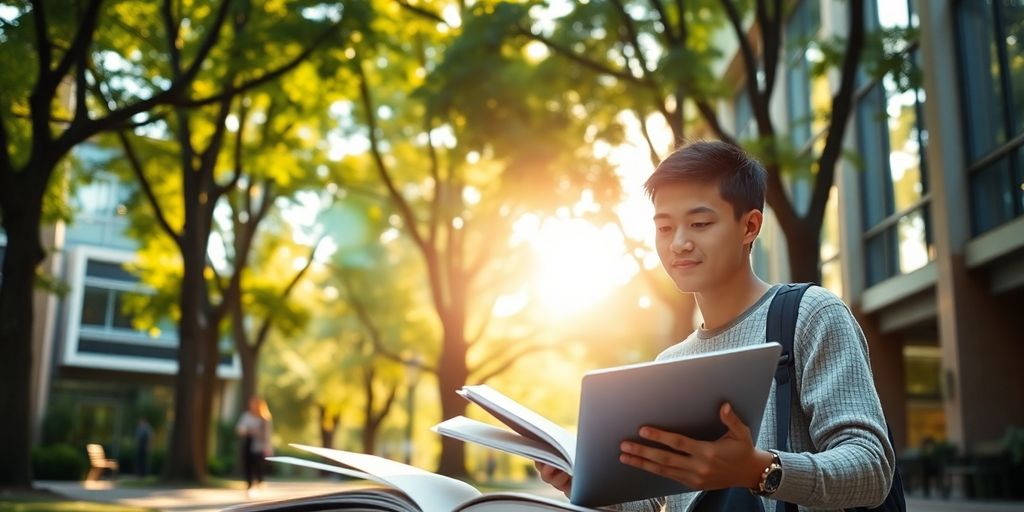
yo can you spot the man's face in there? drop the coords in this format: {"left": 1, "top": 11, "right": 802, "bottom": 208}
{"left": 653, "top": 181, "right": 756, "bottom": 293}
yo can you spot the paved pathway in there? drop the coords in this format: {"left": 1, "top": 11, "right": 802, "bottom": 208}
{"left": 32, "top": 479, "right": 1024, "bottom": 511}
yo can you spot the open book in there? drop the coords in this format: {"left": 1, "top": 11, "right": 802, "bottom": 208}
{"left": 433, "top": 343, "right": 783, "bottom": 506}
{"left": 222, "top": 443, "right": 601, "bottom": 512}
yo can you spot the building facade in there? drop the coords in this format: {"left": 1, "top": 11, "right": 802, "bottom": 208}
{"left": 730, "top": 0, "right": 1024, "bottom": 459}
{"left": 16, "top": 157, "right": 239, "bottom": 467}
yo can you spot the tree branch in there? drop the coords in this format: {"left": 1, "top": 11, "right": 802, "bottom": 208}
{"left": 760, "top": 0, "right": 784, "bottom": 99}
{"left": 334, "top": 263, "right": 438, "bottom": 373}
{"left": 647, "top": 0, "right": 677, "bottom": 45}
{"left": 52, "top": 0, "right": 102, "bottom": 86}
{"left": 517, "top": 26, "right": 641, "bottom": 84}
{"left": 355, "top": 58, "right": 428, "bottom": 254}
{"left": 395, "top": 0, "right": 448, "bottom": 26}
{"left": 608, "top": 0, "right": 675, "bottom": 127}
{"left": 809, "top": 0, "right": 864, "bottom": 223}
{"left": 693, "top": 99, "right": 738, "bottom": 146}
{"left": 252, "top": 236, "right": 321, "bottom": 352}
{"left": 30, "top": 0, "right": 53, "bottom": 80}
{"left": 470, "top": 342, "right": 554, "bottom": 384}
{"left": 175, "top": 0, "right": 234, "bottom": 85}
{"left": 116, "top": 131, "right": 182, "bottom": 247}
{"left": 720, "top": 0, "right": 772, "bottom": 134}
{"left": 178, "top": 21, "right": 340, "bottom": 109}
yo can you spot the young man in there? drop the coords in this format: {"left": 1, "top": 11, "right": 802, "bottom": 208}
{"left": 536, "top": 141, "right": 895, "bottom": 511}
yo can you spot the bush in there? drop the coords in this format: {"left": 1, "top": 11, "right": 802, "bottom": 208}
{"left": 32, "top": 444, "right": 87, "bottom": 480}
{"left": 40, "top": 407, "right": 75, "bottom": 446}
{"left": 149, "top": 449, "right": 165, "bottom": 475}
{"left": 208, "top": 454, "right": 234, "bottom": 477}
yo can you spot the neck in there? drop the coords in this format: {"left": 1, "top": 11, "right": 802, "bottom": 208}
{"left": 694, "top": 269, "right": 770, "bottom": 332}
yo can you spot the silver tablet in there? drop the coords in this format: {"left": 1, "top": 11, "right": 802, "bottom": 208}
{"left": 570, "top": 342, "right": 782, "bottom": 507}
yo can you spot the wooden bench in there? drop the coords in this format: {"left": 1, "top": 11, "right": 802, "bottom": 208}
{"left": 86, "top": 444, "right": 118, "bottom": 481}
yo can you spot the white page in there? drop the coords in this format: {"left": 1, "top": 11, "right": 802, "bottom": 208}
{"left": 459, "top": 385, "right": 577, "bottom": 464}
{"left": 291, "top": 444, "right": 481, "bottom": 511}
{"left": 457, "top": 492, "right": 599, "bottom": 512}
{"left": 266, "top": 456, "right": 388, "bottom": 484}
{"left": 432, "top": 416, "right": 573, "bottom": 475}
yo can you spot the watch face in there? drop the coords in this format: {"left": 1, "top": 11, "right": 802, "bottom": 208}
{"left": 764, "top": 468, "right": 783, "bottom": 492}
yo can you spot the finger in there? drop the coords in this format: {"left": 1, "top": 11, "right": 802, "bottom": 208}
{"left": 619, "top": 453, "right": 696, "bottom": 487}
{"left": 719, "top": 403, "right": 750, "bottom": 438}
{"left": 621, "top": 441, "right": 698, "bottom": 471}
{"left": 638, "top": 426, "right": 697, "bottom": 455}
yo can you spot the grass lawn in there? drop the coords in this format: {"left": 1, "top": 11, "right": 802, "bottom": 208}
{"left": 0, "top": 490, "right": 155, "bottom": 512}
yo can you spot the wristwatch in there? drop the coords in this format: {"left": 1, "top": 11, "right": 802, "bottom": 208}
{"left": 753, "top": 449, "right": 783, "bottom": 496}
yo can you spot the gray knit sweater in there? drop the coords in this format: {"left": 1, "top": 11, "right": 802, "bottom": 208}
{"left": 614, "top": 284, "right": 895, "bottom": 512}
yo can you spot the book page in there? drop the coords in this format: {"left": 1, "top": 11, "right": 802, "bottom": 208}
{"left": 292, "top": 444, "right": 481, "bottom": 511}
{"left": 458, "top": 385, "right": 577, "bottom": 465}
{"left": 266, "top": 456, "right": 388, "bottom": 484}
{"left": 457, "top": 492, "right": 601, "bottom": 511}
{"left": 432, "top": 416, "right": 573, "bottom": 475}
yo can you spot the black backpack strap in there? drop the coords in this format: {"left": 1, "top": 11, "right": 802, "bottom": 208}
{"left": 766, "top": 283, "right": 813, "bottom": 512}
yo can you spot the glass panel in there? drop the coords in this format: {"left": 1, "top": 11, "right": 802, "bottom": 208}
{"left": 111, "top": 290, "right": 139, "bottom": 330}
{"left": 957, "top": 0, "right": 1007, "bottom": 160}
{"left": 896, "top": 208, "right": 930, "bottom": 274}
{"left": 865, "top": 231, "right": 896, "bottom": 286}
{"left": 86, "top": 260, "right": 137, "bottom": 282}
{"left": 1002, "top": 0, "right": 1024, "bottom": 136}
{"left": 734, "top": 88, "right": 754, "bottom": 141}
{"left": 1017, "top": 146, "right": 1024, "bottom": 214}
{"left": 970, "top": 156, "right": 1016, "bottom": 234}
{"left": 857, "top": 85, "right": 894, "bottom": 228}
{"left": 884, "top": 73, "right": 926, "bottom": 211}
{"left": 877, "top": 0, "right": 910, "bottom": 28}
{"left": 81, "top": 286, "right": 110, "bottom": 326}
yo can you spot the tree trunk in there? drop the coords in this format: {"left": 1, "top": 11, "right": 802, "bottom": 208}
{"left": 784, "top": 221, "right": 823, "bottom": 284}
{"left": 435, "top": 323, "right": 469, "bottom": 477}
{"left": 0, "top": 199, "right": 45, "bottom": 488}
{"left": 164, "top": 234, "right": 206, "bottom": 482}
{"left": 196, "top": 322, "right": 222, "bottom": 477}
{"left": 319, "top": 405, "right": 339, "bottom": 448}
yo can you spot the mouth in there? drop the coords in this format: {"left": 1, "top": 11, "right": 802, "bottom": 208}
{"left": 672, "top": 260, "right": 701, "bottom": 269}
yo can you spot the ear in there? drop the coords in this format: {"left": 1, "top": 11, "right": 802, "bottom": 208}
{"left": 742, "top": 209, "right": 763, "bottom": 247}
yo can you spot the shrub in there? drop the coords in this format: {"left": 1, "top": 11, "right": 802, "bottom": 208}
{"left": 32, "top": 444, "right": 87, "bottom": 480}
{"left": 208, "top": 454, "right": 234, "bottom": 477}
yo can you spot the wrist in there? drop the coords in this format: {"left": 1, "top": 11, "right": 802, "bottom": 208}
{"left": 746, "top": 449, "right": 775, "bottom": 489}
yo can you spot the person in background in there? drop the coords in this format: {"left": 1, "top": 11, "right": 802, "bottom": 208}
{"left": 237, "top": 395, "right": 273, "bottom": 497}
{"left": 134, "top": 418, "right": 152, "bottom": 477}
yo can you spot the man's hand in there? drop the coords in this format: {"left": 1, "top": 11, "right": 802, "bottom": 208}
{"left": 534, "top": 461, "right": 572, "bottom": 497}
{"left": 618, "top": 403, "right": 773, "bottom": 491}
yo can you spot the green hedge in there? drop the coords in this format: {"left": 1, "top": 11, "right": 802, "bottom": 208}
{"left": 32, "top": 444, "right": 87, "bottom": 480}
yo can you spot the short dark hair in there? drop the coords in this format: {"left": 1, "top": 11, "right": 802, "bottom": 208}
{"left": 643, "top": 140, "right": 767, "bottom": 219}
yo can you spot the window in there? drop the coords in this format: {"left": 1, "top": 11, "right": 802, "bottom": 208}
{"left": 856, "top": 0, "right": 932, "bottom": 286}
{"left": 68, "top": 172, "right": 133, "bottom": 248}
{"left": 956, "top": 0, "right": 1024, "bottom": 234}
{"left": 783, "top": 0, "right": 826, "bottom": 216}
{"left": 734, "top": 87, "right": 755, "bottom": 142}
{"left": 78, "top": 259, "right": 172, "bottom": 338}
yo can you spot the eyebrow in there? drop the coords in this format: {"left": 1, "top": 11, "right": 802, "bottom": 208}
{"left": 652, "top": 206, "right": 717, "bottom": 221}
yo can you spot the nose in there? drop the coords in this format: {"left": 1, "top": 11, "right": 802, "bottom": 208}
{"left": 670, "top": 228, "right": 693, "bottom": 254}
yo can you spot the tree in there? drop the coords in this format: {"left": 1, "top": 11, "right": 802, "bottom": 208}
{"left": 98, "top": 1, "right": 354, "bottom": 481}
{"left": 349, "top": 1, "right": 622, "bottom": 476}
{"left": 0, "top": 0, "right": 243, "bottom": 486}
{"left": 507, "top": 0, "right": 870, "bottom": 283}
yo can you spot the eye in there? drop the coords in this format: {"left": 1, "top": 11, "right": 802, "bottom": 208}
{"left": 656, "top": 225, "right": 672, "bottom": 233}
{"left": 691, "top": 222, "right": 711, "bottom": 228}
